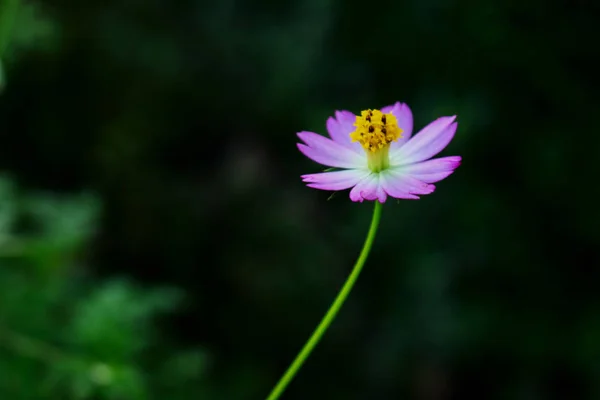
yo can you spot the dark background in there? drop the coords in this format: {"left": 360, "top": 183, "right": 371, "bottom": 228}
{"left": 1, "top": 0, "right": 599, "bottom": 399}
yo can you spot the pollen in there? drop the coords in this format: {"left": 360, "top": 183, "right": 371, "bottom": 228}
{"left": 349, "top": 109, "right": 403, "bottom": 152}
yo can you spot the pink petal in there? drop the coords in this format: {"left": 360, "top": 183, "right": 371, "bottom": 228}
{"left": 392, "top": 116, "right": 457, "bottom": 165}
{"left": 301, "top": 169, "right": 371, "bottom": 191}
{"left": 381, "top": 102, "right": 414, "bottom": 148}
{"left": 380, "top": 169, "right": 436, "bottom": 200}
{"left": 402, "top": 156, "right": 462, "bottom": 183}
{"left": 349, "top": 174, "right": 386, "bottom": 203}
{"left": 297, "top": 131, "right": 364, "bottom": 168}
{"left": 371, "top": 183, "right": 388, "bottom": 203}
{"left": 326, "top": 111, "right": 362, "bottom": 152}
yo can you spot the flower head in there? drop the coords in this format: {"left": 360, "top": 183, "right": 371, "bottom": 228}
{"left": 298, "top": 102, "right": 461, "bottom": 203}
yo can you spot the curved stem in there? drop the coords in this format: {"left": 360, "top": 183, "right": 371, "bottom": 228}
{"left": 266, "top": 201, "right": 383, "bottom": 400}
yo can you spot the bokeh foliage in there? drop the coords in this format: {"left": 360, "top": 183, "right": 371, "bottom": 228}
{"left": 1, "top": 0, "right": 600, "bottom": 399}
{"left": 0, "top": 176, "right": 213, "bottom": 399}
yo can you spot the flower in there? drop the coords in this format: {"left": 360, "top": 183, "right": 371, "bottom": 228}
{"left": 297, "top": 102, "right": 461, "bottom": 203}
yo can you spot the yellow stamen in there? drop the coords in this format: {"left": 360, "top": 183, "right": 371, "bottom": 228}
{"left": 349, "top": 109, "right": 403, "bottom": 172}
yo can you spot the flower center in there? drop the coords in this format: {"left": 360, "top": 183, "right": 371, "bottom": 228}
{"left": 349, "top": 109, "right": 403, "bottom": 172}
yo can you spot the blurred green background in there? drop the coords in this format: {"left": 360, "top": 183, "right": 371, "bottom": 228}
{"left": 1, "top": 0, "right": 599, "bottom": 399}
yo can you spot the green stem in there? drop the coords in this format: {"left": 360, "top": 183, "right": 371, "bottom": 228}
{"left": 266, "top": 201, "right": 383, "bottom": 400}
{"left": 0, "top": 0, "right": 20, "bottom": 57}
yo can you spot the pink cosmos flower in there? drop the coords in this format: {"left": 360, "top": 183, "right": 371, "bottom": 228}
{"left": 298, "top": 102, "right": 461, "bottom": 203}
